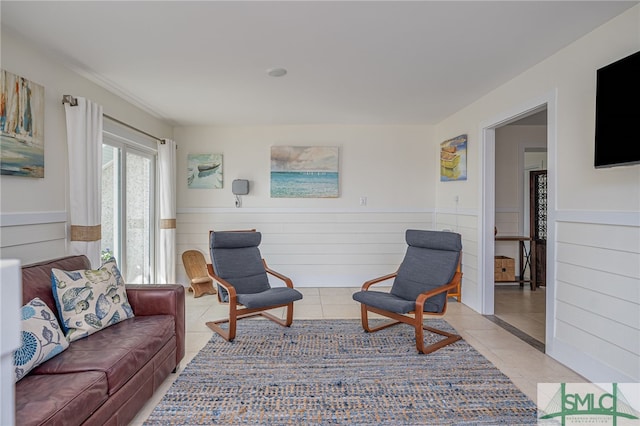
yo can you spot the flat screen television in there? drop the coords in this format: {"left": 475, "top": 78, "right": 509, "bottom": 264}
{"left": 594, "top": 50, "right": 640, "bottom": 168}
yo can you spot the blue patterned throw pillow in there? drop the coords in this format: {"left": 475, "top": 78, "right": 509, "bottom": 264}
{"left": 51, "top": 257, "right": 134, "bottom": 342}
{"left": 13, "top": 297, "right": 69, "bottom": 382}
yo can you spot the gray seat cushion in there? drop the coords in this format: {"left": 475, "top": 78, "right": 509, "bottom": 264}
{"left": 237, "top": 287, "right": 303, "bottom": 309}
{"left": 353, "top": 291, "right": 411, "bottom": 314}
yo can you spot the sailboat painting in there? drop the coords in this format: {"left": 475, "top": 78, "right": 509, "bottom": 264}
{"left": 187, "top": 153, "right": 223, "bottom": 189}
{"left": 271, "top": 146, "right": 339, "bottom": 198}
{"left": 1, "top": 69, "right": 45, "bottom": 178}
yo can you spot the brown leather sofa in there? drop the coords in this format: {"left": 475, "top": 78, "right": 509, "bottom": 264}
{"left": 15, "top": 255, "right": 185, "bottom": 426}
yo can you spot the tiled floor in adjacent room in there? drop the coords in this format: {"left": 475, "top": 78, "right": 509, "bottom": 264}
{"left": 129, "top": 286, "right": 584, "bottom": 425}
{"left": 495, "top": 283, "right": 546, "bottom": 345}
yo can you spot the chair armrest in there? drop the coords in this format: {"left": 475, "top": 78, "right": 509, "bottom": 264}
{"left": 415, "top": 271, "right": 462, "bottom": 313}
{"left": 362, "top": 272, "right": 398, "bottom": 291}
{"left": 126, "top": 284, "right": 185, "bottom": 366}
{"left": 263, "top": 260, "right": 294, "bottom": 288}
{"left": 210, "top": 273, "right": 238, "bottom": 304}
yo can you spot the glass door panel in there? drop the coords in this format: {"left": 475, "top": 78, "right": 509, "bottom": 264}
{"left": 125, "top": 151, "right": 152, "bottom": 283}
{"left": 101, "top": 137, "right": 156, "bottom": 285}
{"left": 101, "top": 144, "right": 120, "bottom": 263}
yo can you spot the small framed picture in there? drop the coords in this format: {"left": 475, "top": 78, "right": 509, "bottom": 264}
{"left": 187, "top": 153, "right": 223, "bottom": 189}
{"left": 440, "top": 135, "right": 467, "bottom": 181}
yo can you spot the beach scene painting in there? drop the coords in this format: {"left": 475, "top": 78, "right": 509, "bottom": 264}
{"left": 440, "top": 134, "right": 467, "bottom": 181}
{"left": 271, "top": 146, "right": 339, "bottom": 198}
{"left": 187, "top": 153, "right": 223, "bottom": 189}
{"left": 1, "top": 69, "right": 45, "bottom": 178}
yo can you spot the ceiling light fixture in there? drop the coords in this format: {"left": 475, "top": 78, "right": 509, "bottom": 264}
{"left": 266, "top": 67, "right": 287, "bottom": 77}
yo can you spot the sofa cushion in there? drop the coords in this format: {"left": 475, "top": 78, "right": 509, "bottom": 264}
{"left": 13, "top": 298, "right": 69, "bottom": 382}
{"left": 51, "top": 258, "right": 134, "bottom": 342}
{"left": 21, "top": 256, "right": 92, "bottom": 325}
{"left": 31, "top": 315, "right": 175, "bottom": 395}
{"left": 15, "top": 371, "right": 108, "bottom": 426}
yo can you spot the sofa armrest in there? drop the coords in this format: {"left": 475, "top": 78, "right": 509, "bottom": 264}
{"left": 126, "top": 284, "right": 185, "bottom": 368}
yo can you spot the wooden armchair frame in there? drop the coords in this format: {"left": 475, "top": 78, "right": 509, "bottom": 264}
{"left": 205, "top": 259, "right": 296, "bottom": 342}
{"left": 359, "top": 259, "right": 462, "bottom": 354}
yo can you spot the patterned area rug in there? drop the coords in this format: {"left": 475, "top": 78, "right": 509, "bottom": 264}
{"left": 145, "top": 319, "right": 537, "bottom": 425}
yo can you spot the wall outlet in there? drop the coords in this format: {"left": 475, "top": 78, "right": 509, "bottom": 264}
{"left": 359, "top": 196, "right": 367, "bottom": 206}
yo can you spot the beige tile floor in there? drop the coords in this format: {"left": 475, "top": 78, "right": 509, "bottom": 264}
{"left": 129, "top": 286, "right": 584, "bottom": 425}
{"left": 495, "top": 284, "right": 546, "bottom": 343}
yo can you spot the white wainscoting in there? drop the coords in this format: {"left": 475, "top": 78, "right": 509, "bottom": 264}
{"left": 176, "top": 208, "right": 435, "bottom": 287}
{"left": 551, "top": 211, "right": 640, "bottom": 383}
{"left": 435, "top": 208, "right": 479, "bottom": 309}
{"left": 0, "top": 212, "right": 67, "bottom": 265}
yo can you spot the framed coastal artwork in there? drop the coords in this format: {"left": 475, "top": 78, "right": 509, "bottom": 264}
{"left": 271, "top": 146, "right": 339, "bottom": 198}
{"left": 1, "top": 69, "right": 45, "bottom": 178}
{"left": 440, "top": 134, "right": 467, "bottom": 182}
{"left": 187, "top": 153, "right": 223, "bottom": 189}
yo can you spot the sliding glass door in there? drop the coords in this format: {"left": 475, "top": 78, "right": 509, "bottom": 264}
{"left": 102, "top": 134, "right": 156, "bottom": 283}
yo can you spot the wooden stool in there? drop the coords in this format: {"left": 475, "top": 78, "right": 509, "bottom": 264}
{"left": 182, "top": 250, "right": 216, "bottom": 298}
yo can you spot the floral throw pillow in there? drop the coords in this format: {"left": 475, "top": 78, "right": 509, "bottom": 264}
{"left": 14, "top": 297, "right": 69, "bottom": 382}
{"left": 51, "top": 258, "right": 134, "bottom": 342}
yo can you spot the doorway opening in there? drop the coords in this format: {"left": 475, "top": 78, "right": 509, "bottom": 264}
{"left": 493, "top": 115, "right": 547, "bottom": 347}
{"left": 480, "top": 94, "right": 556, "bottom": 353}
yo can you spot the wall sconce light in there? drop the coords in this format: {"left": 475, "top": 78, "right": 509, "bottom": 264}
{"left": 232, "top": 179, "right": 250, "bottom": 208}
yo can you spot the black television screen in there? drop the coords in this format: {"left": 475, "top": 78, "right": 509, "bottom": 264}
{"left": 594, "top": 50, "right": 640, "bottom": 168}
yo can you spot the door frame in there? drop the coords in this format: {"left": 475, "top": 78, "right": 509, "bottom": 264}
{"left": 479, "top": 91, "right": 557, "bottom": 350}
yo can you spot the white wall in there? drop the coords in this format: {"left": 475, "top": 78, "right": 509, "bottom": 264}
{"left": 495, "top": 124, "right": 547, "bottom": 266}
{"left": 173, "top": 125, "right": 437, "bottom": 287}
{"left": 435, "top": 5, "right": 640, "bottom": 383}
{"left": 495, "top": 125, "right": 547, "bottom": 228}
{"left": 175, "top": 125, "right": 435, "bottom": 210}
{"left": 0, "top": 29, "right": 172, "bottom": 265}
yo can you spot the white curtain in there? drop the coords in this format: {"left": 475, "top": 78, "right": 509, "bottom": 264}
{"left": 64, "top": 97, "right": 103, "bottom": 267}
{"left": 157, "top": 138, "right": 177, "bottom": 283}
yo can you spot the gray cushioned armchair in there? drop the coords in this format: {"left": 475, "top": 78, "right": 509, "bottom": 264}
{"left": 206, "top": 230, "right": 303, "bottom": 341}
{"left": 352, "top": 229, "right": 463, "bottom": 354}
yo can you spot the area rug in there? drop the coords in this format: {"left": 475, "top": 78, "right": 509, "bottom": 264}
{"left": 145, "top": 319, "right": 537, "bottom": 425}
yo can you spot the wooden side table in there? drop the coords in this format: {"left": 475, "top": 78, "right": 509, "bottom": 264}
{"left": 495, "top": 236, "right": 536, "bottom": 290}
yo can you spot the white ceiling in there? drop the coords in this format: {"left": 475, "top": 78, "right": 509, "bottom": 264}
{"left": 1, "top": 1, "right": 636, "bottom": 127}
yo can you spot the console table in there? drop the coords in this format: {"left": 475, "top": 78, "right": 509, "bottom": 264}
{"left": 1, "top": 259, "right": 21, "bottom": 426}
{"left": 495, "top": 236, "right": 536, "bottom": 290}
